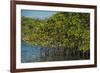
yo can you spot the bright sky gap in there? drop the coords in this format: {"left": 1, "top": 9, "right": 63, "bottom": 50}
{"left": 21, "top": 10, "right": 57, "bottom": 19}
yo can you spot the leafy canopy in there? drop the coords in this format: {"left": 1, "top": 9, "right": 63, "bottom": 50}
{"left": 21, "top": 12, "right": 90, "bottom": 53}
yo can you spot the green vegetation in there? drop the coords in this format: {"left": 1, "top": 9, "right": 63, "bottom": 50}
{"left": 21, "top": 12, "right": 90, "bottom": 60}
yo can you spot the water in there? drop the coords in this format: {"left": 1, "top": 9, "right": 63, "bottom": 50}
{"left": 21, "top": 41, "right": 41, "bottom": 63}
{"left": 21, "top": 41, "right": 90, "bottom": 63}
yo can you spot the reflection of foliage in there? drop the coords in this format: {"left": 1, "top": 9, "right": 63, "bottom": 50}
{"left": 21, "top": 12, "right": 90, "bottom": 57}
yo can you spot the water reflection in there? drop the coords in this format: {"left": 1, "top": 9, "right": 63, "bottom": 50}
{"left": 21, "top": 41, "right": 90, "bottom": 63}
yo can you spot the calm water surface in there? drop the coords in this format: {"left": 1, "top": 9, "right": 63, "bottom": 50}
{"left": 21, "top": 41, "right": 41, "bottom": 63}
{"left": 21, "top": 41, "right": 89, "bottom": 63}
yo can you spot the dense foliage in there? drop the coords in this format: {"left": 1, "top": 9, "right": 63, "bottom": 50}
{"left": 21, "top": 12, "right": 90, "bottom": 59}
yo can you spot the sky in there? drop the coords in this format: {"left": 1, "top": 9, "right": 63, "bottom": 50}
{"left": 21, "top": 10, "right": 57, "bottom": 19}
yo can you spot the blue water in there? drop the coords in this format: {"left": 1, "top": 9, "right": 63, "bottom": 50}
{"left": 21, "top": 41, "right": 89, "bottom": 63}
{"left": 21, "top": 41, "right": 41, "bottom": 63}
